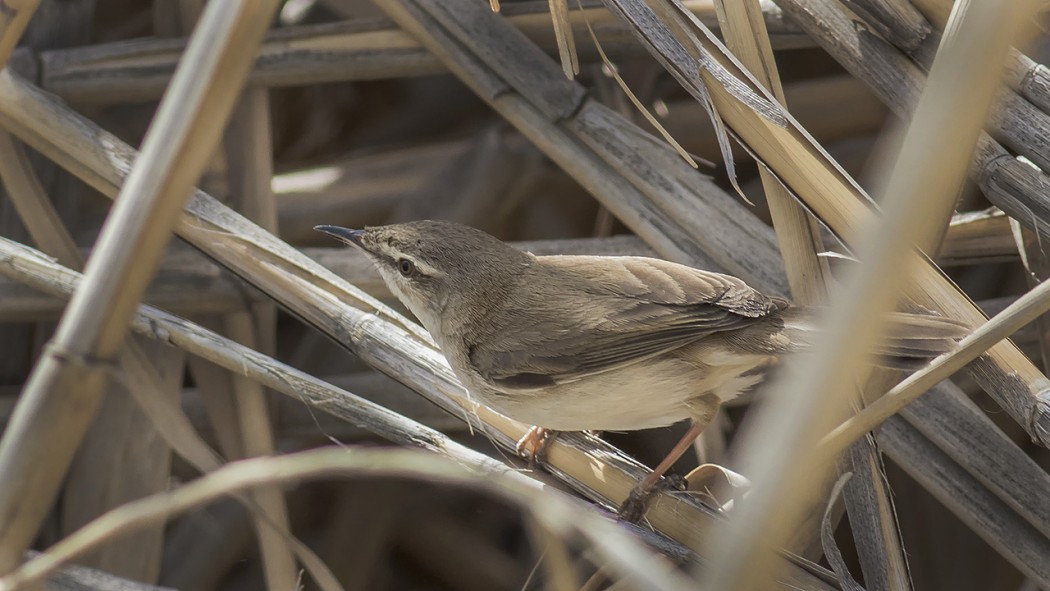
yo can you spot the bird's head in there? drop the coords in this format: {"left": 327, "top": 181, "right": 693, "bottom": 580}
{"left": 315, "top": 220, "right": 530, "bottom": 331}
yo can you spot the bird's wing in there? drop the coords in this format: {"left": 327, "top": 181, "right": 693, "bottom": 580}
{"left": 468, "top": 256, "right": 787, "bottom": 390}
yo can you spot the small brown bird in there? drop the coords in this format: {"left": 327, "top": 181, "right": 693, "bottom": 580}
{"left": 317, "top": 220, "right": 962, "bottom": 516}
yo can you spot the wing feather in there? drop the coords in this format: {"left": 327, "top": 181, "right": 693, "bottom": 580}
{"left": 469, "top": 256, "right": 786, "bottom": 390}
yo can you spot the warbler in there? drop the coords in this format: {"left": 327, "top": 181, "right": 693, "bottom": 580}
{"left": 317, "top": 220, "right": 962, "bottom": 517}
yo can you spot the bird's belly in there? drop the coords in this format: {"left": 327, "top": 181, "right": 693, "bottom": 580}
{"left": 480, "top": 353, "right": 767, "bottom": 432}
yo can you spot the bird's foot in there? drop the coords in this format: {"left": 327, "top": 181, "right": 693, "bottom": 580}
{"left": 516, "top": 426, "right": 558, "bottom": 468}
{"left": 617, "top": 474, "right": 687, "bottom": 523}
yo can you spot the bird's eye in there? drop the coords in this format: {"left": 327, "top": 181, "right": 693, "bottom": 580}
{"left": 397, "top": 258, "right": 416, "bottom": 277}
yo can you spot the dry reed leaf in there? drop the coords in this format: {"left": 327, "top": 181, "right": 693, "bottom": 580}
{"left": 683, "top": 463, "right": 750, "bottom": 511}
{"left": 709, "top": 0, "right": 828, "bottom": 301}
{"left": 820, "top": 472, "right": 865, "bottom": 591}
{"left": 575, "top": 0, "right": 696, "bottom": 167}
{"left": 606, "top": 0, "right": 788, "bottom": 203}
{"left": 549, "top": 0, "right": 579, "bottom": 78}
{"left": 0, "top": 448, "right": 695, "bottom": 591}
{"left": 0, "top": 131, "right": 81, "bottom": 268}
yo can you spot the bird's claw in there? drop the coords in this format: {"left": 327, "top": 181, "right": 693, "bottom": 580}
{"left": 617, "top": 474, "right": 687, "bottom": 523}
{"left": 516, "top": 426, "right": 557, "bottom": 468}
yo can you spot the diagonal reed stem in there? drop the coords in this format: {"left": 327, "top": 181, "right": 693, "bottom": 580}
{"left": 700, "top": 1, "right": 1036, "bottom": 588}
{"left": 0, "top": 0, "right": 281, "bottom": 571}
{"left": 823, "top": 274, "right": 1050, "bottom": 455}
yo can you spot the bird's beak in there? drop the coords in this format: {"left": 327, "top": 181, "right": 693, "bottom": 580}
{"left": 314, "top": 225, "right": 369, "bottom": 251}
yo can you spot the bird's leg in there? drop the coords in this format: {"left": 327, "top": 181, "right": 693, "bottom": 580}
{"left": 618, "top": 418, "right": 708, "bottom": 522}
{"left": 516, "top": 426, "right": 558, "bottom": 467}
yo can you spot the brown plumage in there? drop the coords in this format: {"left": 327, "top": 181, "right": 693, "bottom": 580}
{"left": 316, "top": 220, "right": 964, "bottom": 435}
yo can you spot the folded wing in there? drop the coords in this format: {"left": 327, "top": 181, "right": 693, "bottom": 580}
{"left": 468, "top": 256, "right": 788, "bottom": 390}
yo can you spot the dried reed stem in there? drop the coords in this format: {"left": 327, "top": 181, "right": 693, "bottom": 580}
{"left": 701, "top": 1, "right": 1035, "bottom": 588}
{"left": 823, "top": 271, "right": 1050, "bottom": 455}
{"left": 0, "top": 0, "right": 281, "bottom": 571}
{"left": 0, "top": 131, "right": 80, "bottom": 267}
{"left": 774, "top": 0, "right": 1050, "bottom": 244}
{"left": 0, "top": 129, "right": 177, "bottom": 581}
{"left": 912, "top": 0, "right": 1050, "bottom": 119}
{"left": 710, "top": 0, "right": 828, "bottom": 303}
{"left": 29, "top": 1, "right": 805, "bottom": 104}
{"left": 712, "top": 0, "right": 848, "bottom": 562}
{"left": 898, "top": 382, "right": 1050, "bottom": 547}
{"left": 221, "top": 83, "right": 297, "bottom": 591}
{"left": 846, "top": 0, "right": 931, "bottom": 51}
{"left": 0, "top": 235, "right": 537, "bottom": 487}
{"left": 0, "top": 223, "right": 1007, "bottom": 320}
{"left": 0, "top": 449, "right": 695, "bottom": 591}
{"left": 0, "top": 0, "right": 40, "bottom": 68}
{"left": 602, "top": 0, "right": 1050, "bottom": 445}
{"left": 882, "top": 411, "right": 1050, "bottom": 587}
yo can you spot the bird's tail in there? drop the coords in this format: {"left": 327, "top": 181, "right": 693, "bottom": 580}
{"left": 778, "top": 308, "right": 969, "bottom": 370}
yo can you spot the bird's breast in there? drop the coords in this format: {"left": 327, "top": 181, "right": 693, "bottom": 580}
{"left": 456, "top": 348, "right": 771, "bottom": 432}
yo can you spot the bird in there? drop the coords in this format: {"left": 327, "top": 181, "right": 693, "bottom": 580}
{"left": 316, "top": 220, "right": 964, "bottom": 518}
